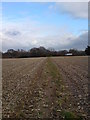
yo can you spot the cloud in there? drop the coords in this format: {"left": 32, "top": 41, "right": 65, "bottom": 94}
{"left": 61, "top": 31, "right": 88, "bottom": 50}
{"left": 36, "top": 31, "right": 88, "bottom": 50}
{"left": 5, "top": 30, "right": 21, "bottom": 36}
{"left": 1, "top": 22, "right": 88, "bottom": 52}
{"left": 1, "top": 14, "right": 88, "bottom": 52}
{"left": 52, "top": 2, "right": 88, "bottom": 19}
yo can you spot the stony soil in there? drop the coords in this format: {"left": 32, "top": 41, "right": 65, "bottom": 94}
{"left": 52, "top": 56, "right": 88, "bottom": 118}
{"left": 2, "top": 57, "right": 88, "bottom": 119}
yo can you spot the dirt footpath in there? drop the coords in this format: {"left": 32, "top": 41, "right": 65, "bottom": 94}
{"left": 2, "top": 57, "right": 88, "bottom": 119}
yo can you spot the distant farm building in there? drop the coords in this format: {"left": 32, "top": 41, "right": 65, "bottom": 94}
{"left": 65, "top": 53, "right": 73, "bottom": 56}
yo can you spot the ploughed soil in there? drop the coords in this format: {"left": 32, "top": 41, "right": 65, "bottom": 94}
{"left": 2, "top": 57, "right": 88, "bottom": 119}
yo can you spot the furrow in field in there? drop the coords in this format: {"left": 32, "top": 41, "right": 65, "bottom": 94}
{"left": 2, "top": 58, "right": 46, "bottom": 118}
{"left": 2, "top": 57, "right": 88, "bottom": 119}
{"left": 51, "top": 56, "right": 88, "bottom": 117}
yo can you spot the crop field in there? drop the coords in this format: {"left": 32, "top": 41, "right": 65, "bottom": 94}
{"left": 2, "top": 56, "right": 88, "bottom": 119}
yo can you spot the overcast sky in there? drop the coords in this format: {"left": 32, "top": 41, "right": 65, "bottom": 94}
{"left": 1, "top": 2, "right": 88, "bottom": 52}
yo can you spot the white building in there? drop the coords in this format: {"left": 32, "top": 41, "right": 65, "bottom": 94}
{"left": 65, "top": 53, "right": 73, "bottom": 56}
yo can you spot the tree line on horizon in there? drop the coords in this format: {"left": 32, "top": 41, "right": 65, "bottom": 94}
{"left": 1, "top": 46, "right": 90, "bottom": 58}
